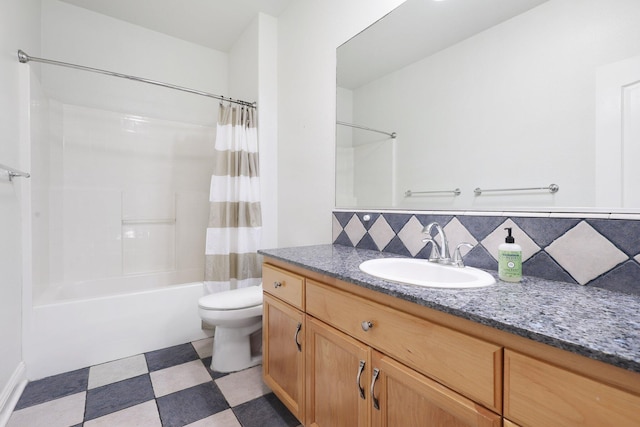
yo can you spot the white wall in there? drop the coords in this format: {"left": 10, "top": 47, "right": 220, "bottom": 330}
{"left": 228, "top": 13, "right": 279, "bottom": 251}
{"left": 0, "top": 0, "right": 40, "bottom": 421}
{"left": 276, "top": 0, "right": 405, "bottom": 246}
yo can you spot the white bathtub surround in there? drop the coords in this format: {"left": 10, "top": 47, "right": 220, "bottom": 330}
{"left": 205, "top": 104, "right": 262, "bottom": 294}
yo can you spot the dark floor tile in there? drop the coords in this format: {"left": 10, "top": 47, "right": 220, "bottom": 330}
{"left": 15, "top": 367, "right": 89, "bottom": 410}
{"left": 84, "top": 374, "right": 155, "bottom": 421}
{"left": 234, "top": 393, "right": 300, "bottom": 427}
{"left": 156, "top": 382, "right": 229, "bottom": 427}
{"left": 145, "top": 343, "right": 199, "bottom": 372}
{"left": 200, "top": 357, "right": 230, "bottom": 380}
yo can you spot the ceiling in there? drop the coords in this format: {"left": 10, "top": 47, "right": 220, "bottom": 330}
{"left": 60, "top": 0, "right": 294, "bottom": 52}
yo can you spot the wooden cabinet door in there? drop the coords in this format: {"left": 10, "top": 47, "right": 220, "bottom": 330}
{"left": 263, "top": 293, "right": 305, "bottom": 423}
{"left": 505, "top": 350, "right": 640, "bottom": 427}
{"left": 306, "top": 316, "right": 370, "bottom": 427}
{"left": 371, "top": 351, "right": 501, "bottom": 427}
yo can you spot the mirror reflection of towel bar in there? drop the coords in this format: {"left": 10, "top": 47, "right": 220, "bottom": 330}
{"left": 474, "top": 184, "right": 559, "bottom": 196}
{"left": 405, "top": 188, "right": 461, "bottom": 197}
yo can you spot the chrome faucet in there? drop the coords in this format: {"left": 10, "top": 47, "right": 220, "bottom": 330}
{"left": 422, "top": 222, "right": 474, "bottom": 267}
{"left": 421, "top": 222, "right": 451, "bottom": 264}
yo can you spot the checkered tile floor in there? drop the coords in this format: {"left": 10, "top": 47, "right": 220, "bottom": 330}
{"left": 8, "top": 338, "right": 301, "bottom": 427}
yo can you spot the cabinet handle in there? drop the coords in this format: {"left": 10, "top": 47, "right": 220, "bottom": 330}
{"left": 356, "top": 360, "right": 366, "bottom": 399}
{"left": 294, "top": 322, "right": 302, "bottom": 352}
{"left": 370, "top": 368, "right": 380, "bottom": 410}
{"left": 273, "top": 281, "right": 282, "bottom": 288}
{"left": 361, "top": 321, "right": 374, "bottom": 332}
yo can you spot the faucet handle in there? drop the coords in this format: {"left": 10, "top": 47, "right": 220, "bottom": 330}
{"left": 422, "top": 237, "right": 441, "bottom": 262}
{"left": 452, "top": 242, "right": 474, "bottom": 267}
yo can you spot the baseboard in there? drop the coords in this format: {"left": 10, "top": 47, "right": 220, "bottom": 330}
{"left": 0, "top": 362, "right": 27, "bottom": 427}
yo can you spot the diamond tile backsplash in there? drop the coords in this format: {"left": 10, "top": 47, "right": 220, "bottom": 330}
{"left": 333, "top": 211, "right": 640, "bottom": 295}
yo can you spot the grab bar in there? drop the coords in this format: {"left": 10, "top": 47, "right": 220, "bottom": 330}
{"left": 0, "top": 163, "right": 30, "bottom": 182}
{"left": 405, "top": 188, "right": 461, "bottom": 197}
{"left": 474, "top": 184, "right": 559, "bottom": 196}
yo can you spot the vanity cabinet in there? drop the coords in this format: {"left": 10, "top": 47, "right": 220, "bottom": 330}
{"left": 262, "top": 265, "right": 306, "bottom": 422}
{"left": 263, "top": 259, "right": 640, "bottom": 427}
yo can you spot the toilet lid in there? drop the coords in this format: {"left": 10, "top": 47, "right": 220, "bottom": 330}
{"left": 198, "top": 285, "right": 263, "bottom": 310}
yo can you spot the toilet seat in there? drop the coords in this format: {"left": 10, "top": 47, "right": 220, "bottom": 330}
{"left": 198, "top": 285, "right": 263, "bottom": 311}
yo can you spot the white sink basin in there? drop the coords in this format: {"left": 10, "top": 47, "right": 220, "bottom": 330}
{"left": 359, "top": 258, "right": 495, "bottom": 289}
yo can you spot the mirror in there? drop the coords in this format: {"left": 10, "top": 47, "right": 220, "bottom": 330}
{"left": 336, "top": 0, "right": 640, "bottom": 212}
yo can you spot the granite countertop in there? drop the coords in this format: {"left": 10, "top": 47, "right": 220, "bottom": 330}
{"left": 259, "top": 244, "right": 640, "bottom": 373}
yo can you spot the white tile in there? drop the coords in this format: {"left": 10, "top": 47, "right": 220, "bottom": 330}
{"left": 150, "top": 360, "right": 212, "bottom": 398}
{"left": 332, "top": 215, "right": 344, "bottom": 242}
{"left": 546, "top": 221, "right": 628, "bottom": 285}
{"left": 443, "top": 218, "right": 477, "bottom": 256}
{"left": 481, "top": 219, "right": 540, "bottom": 262}
{"left": 344, "top": 215, "right": 367, "bottom": 246}
{"left": 192, "top": 337, "right": 214, "bottom": 359}
{"left": 397, "top": 216, "right": 426, "bottom": 256}
{"left": 84, "top": 400, "right": 161, "bottom": 427}
{"left": 369, "top": 216, "right": 395, "bottom": 251}
{"left": 215, "top": 365, "right": 271, "bottom": 407}
{"left": 184, "top": 409, "right": 242, "bottom": 427}
{"left": 7, "top": 392, "right": 85, "bottom": 427}
{"left": 89, "top": 354, "right": 149, "bottom": 389}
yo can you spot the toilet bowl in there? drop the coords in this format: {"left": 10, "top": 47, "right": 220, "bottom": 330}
{"left": 198, "top": 284, "right": 263, "bottom": 373}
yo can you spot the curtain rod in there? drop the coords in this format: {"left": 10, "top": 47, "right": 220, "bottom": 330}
{"left": 337, "top": 121, "right": 396, "bottom": 139}
{"left": 17, "top": 50, "right": 256, "bottom": 108}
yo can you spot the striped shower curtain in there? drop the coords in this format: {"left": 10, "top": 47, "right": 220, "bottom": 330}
{"left": 204, "top": 104, "right": 262, "bottom": 294}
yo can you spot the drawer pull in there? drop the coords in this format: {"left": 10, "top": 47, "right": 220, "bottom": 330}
{"left": 356, "top": 360, "right": 366, "bottom": 399}
{"left": 273, "top": 281, "right": 282, "bottom": 288}
{"left": 361, "top": 321, "right": 374, "bottom": 331}
{"left": 371, "top": 368, "right": 380, "bottom": 410}
{"left": 294, "top": 322, "right": 302, "bottom": 352}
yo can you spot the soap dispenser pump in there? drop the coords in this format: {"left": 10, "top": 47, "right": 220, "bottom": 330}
{"left": 498, "top": 227, "right": 522, "bottom": 282}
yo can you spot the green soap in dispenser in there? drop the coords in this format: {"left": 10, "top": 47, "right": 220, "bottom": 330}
{"left": 498, "top": 227, "right": 522, "bottom": 282}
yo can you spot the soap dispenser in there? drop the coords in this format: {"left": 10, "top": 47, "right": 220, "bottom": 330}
{"left": 498, "top": 227, "right": 522, "bottom": 282}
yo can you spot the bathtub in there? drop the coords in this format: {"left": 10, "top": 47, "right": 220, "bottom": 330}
{"left": 26, "top": 275, "right": 213, "bottom": 380}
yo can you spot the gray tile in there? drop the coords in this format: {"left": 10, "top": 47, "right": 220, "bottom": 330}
{"left": 15, "top": 367, "right": 89, "bottom": 410}
{"left": 524, "top": 251, "right": 577, "bottom": 284}
{"left": 355, "top": 233, "right": 378, "bottom": 251}
{"left": 145, "top": 343, "right": 199, "bottom": 372}
{"left": 588, "top": 261, "right": 640, "bottom": 295}
{"left": 384, "top": 213, "right": 413, "bottom": 233}
{"left": 461, "top": 244, "right": 497, "bottom": 271}
{"left": 156, "top": 382, "right": 229, "bottom": 427}
{"left": 233, "top": 393, "right": 300, "bottom": 427}
{"left": 587, "top": 219, "right": 640, "bottom": 257}
{"left": 332, "top": 211, "right": 353, "bottom": 228}
{"left": 85, "top": 374, "right": 155, "bottom": 421}
{"left": 333, "top": 230, "right": 353, "bottom": 246}
{"left": 456, "top": 215, "right": 503, "bottom": 241}
{"left": 512, "top": 216, "right": 580, "bottom": 247}
{"left": 200, "top": 357, "right": 231, "bottom": 380}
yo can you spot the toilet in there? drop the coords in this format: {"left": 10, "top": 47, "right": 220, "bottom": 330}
{"left": 198, "top": 284, "right": 263, "bottom": 373}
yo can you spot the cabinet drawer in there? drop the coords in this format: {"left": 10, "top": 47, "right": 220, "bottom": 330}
{"left": 306, "top": 280, "right": 502, "bottom": 412}
{"left": 262, "top": 264, "right": 304, "bottom": 309}
{"left": 505, "top": 350, "right": 640, "bottom": 427}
